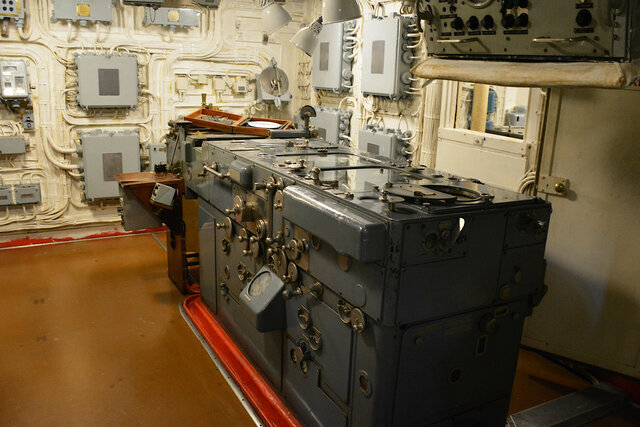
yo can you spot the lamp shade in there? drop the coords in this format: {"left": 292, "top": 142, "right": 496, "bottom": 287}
{"left": 290, "top": 17, "right": 323, "bottom": 56}
{"left": 261, "top": 2, "right": 292, "bottom": 35}
{"left": 322, "top": 0, "right": 361, "bottom": 24}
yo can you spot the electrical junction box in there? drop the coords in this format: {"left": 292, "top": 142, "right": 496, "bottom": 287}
{"left": 0, "top": 60, "right": 30, "bottom": 101}
{"left": 51, "top": 0, "right": 114, "bottom": 25}
{"left": 194, "top": 0, "right": 220, "bottom": 7}
{"left": 358, "top": 124, "right": 412, "bottom": 162}
{"left": 75, "top": 54, "right": 139, "bottom": 109}
{"left": 361, "top": 14, "right": 416, "bottom": 99}
{"left": 148, "top": 143, "right": 166, "bottom": 171}
{"left": 142, "top": 7, "right": 200, "bottom": 30}
{"left": 310, "top": 106, "right": 352, "bottom": 145}
{"left": 79, "top": 130, "right": 141, "bottom": 201}
{"left": 14, "top": 183, "right": 41, "bottom": 205}
{"left": 0, "top": 135, "right": 27, "bottom": 154}
{"left": 0, "top": 0, "right": 26, "bottom": 27}
{"left": 312, "top": 21, "right": 356, "bottom": 93}
{"left": 0, "top": 186, "right": 12, "bottom": 206}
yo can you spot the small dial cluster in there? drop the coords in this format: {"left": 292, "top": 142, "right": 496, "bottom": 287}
{"left": 500, "top": 0, "right": 529, "bottom": 29}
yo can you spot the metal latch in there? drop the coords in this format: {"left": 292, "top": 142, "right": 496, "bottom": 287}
{"left": 538, "top": 175, "right": 570, "bottom": 197}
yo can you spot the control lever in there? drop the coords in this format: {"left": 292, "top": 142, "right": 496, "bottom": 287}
{"left": 202, "top": 162, "right": 230, "bottom": 180}
{"left": 310, "top": 167, "right": 339, "bottom": 187}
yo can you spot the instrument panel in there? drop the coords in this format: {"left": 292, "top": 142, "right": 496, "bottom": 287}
{"left": 422, "top": 0, "right": 639, "bottom": 61}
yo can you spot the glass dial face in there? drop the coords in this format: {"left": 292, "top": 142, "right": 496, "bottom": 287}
{"left": 249, "top": 272, "right": 272, "bottom": 297}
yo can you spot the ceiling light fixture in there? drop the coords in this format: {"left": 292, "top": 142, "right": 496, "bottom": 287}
{"left": 321, "top": 0, "right": 362, "bottom": 24}
{"left": 261, "top": 0, "right": 292, "bottom": 35}
{"left": 290, "top": 17, "right": 324, "bottom": 56}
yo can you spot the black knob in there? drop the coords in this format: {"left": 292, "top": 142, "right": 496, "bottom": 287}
{"left": 517, "top": 0, "right": 528, "bottom": 7}
{"left": 502, "top": 0, "right": 516, "bottom": 9}
{"left": 516, "top": 13, "right": 529, "bottom": 27}
{"left": 451, "top": 17, "right": 464, "bottom": 31}
{"left": 467, "top": 16, "right": 480, "bottom": 31}
{"left": 481, "top": 15, "right": 495, "bottom": 29}
{"left": 576, "top": 9, "right": 592, "bottom": 27}
{"left": 501, "top": 14, "right": 516, "bottom": 29}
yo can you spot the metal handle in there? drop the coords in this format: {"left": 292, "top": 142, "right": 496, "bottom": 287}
{"left": 532, "top": 37, "right": 588, "bottom": 44}
{"left": 437, "top": 37, "right": 479, "bottom": 44}
{"left": 202, "top": 162, "right": 229, "bottom": 180}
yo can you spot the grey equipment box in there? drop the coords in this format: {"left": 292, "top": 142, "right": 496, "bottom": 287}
{"left": 0, "top": 186, "right": 12, "bottom": 206}
{"left": 312, "top": 21, "right": 356, "bottom": 93}
{"left": 423, "top": 0, "right": 640, "bottom": 62}
{"left": 0, "top": 135, "right": 28, "bottom": 154}
{"left": 309, "top": 106, "right": 352, "bottom": 145}
{"left": 75, "top": 54, "right": 139, "bottom": 109}
{"left": 179, "top": 125, "right": 551, "bottom": 426}
{"left": 79, "top": 130, "right": 141, "bottom": 201}
{"left": 13, "top": 183, "right": 41, "bottom": 205}
{"left": 357, "top": 124, "right": 411, "bottom": 162}
{"left": 361, "top": 14, "right": 416, "bottom": 99}
{"left": 51, "top": 0, "right": 114, "bottom": 25}
{"left": 0, "top": 0, "right": 26, "bottom": 27}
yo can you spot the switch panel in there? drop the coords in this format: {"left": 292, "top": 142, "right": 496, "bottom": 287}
{"left": 312, "top": 21, "right": 356, "bottom": 93}
{"left": 148, "top": 143, "right": 167, "bottom": 171}
{"left": 0, "top": 186, "right": 12, "bottom": 206}
{"left": 361, "top": 14, "right": 416, "bottom": 99}
{"left": 0, "top": 0, "right": 26, "bottom": 27}
{"left": 310, "top": 106, "right": 352, "bottom": 145}
{"left": 142, "top": 7, "right": 201, "bottom": 30}
{"left": 79, "top": 130, "right": 141, "bottom": 201}
{"left": 75, "top": 54, "right": 139, "bottom": 109}
{"left": 358, "top": 125, "right": 411, "bottom": 162}
{"left": 424, "top": 1, "right": 640, "bottom": 61}
{"left": 14, "top": 184, "right": 41, "bottom": 205}
{"left": 0, "top": 60, "right": 30, "bottom": 101}
{"left": 0, "top": 135, "right": 27, "bottom": 154}
{"left": 51, "top": 0, "right": 114, "bottom": 25}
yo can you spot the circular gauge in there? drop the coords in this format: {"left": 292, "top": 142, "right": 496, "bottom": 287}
{"left": 467, "top": 0, "right": 495, "bottom": 8}
{"left": 249, "top": 272, "right": 272, "bottom": 297}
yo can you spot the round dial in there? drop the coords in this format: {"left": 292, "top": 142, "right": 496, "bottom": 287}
{"left": 249, "top": 272, "right": 272, "bottom": 297}
{"left": 467, "top": 0, "right": 495, "bottom": 8}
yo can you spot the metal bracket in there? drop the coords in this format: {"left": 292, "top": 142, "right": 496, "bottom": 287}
{"left": 538, "top": 175, "right": 570, "bottom": 197}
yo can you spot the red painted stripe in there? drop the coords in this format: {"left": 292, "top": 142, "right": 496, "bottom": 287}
{"left": 183, "top": 295, "right": 301, "bottom": 427}
{"left": 0, "top": 227, "right": 167, "bottom": 249}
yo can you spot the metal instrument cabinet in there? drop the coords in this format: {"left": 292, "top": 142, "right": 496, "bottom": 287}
{"left": 183, "top": 135, "right": 550, "bottom": 426}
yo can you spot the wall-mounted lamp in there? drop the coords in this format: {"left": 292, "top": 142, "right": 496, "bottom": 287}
{"left": 290, "top": 17, "right": 323, "bottom": 56}
{"left": 261, "top": 0, "right": 292, "bottom": 35}
{"left": 322, "top": 0, "right": 362, "bottom": 24}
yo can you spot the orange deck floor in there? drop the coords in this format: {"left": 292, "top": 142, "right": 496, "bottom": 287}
{"left": 0, "top": 234, "right": 637, "bottom": 426}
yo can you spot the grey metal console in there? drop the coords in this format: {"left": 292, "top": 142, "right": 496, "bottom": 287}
{"left": 179, "top": 129, "right": 551, "bottom": 426}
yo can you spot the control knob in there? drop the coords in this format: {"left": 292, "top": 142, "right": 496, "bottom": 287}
{"left": 451, "top": 17, "right": 464, "bottom": 31}
{"left": 466, "top": 16, "right": 479, "bottom": 31}
{"left": 481, "top": 15, "right": 494, "bottom": 29}
{"left": 516, "top": 13, "right": 528, "bottom": 27}
{"left": 576, "top": 9, "right": 592, "bottom": 28}
{"left": 501, "top": 14, "right": 516, "bottom": 29}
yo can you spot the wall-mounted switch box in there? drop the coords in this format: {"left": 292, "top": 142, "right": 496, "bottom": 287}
{"left": 310, "top": 106, "right": 352, "bottom": 145}
{"left": 79, "top": 130, "right": 141, "bottom": 201}
{"left": 0, "top": 135, "right": 27, "bottom": 154}
{"left": 358, "top": 125, "right": 411, "bottom": 162}
{"left": 361, "top": 14, "right": 416, "bottom": 99}
{"left": 51, "top": 0, "right": 114, "bottom": 25}
{"left": 148, "top": 143, "right": 167, "bottom": 171}
{"left": 0, "top": 186, "right": 12, "bottom": 206}
{"left": 75, "top": 54, "right": 139, "bottom": 109}
{"left": 0, "top": 60, "right": 30, "bottom": 101}
{"left": 312, "top": 21, "right": 356, "bottom": 93}
{"left": 143, "top": 7, "right": 201, "bottom": 30}
{"left": 14, "top": 184, "right": 41, "bottom": 205}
